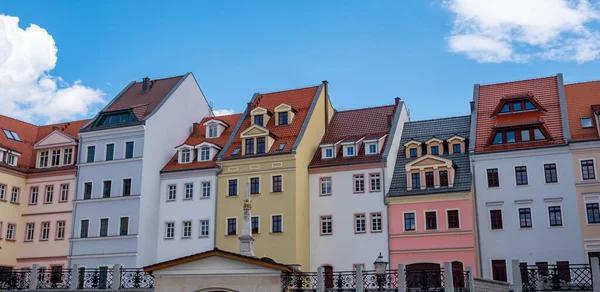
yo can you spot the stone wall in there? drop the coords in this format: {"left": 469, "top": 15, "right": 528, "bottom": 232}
{"left": 473, "top": 277, "right": 510, "bottom": 292}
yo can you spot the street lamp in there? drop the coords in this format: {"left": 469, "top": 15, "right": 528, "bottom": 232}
{"left": 374, "top": 253, "right": 388, "bottom": 291}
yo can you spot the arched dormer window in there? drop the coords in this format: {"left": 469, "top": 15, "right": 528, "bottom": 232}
{"left": 208, "top": 124, "right": 218, "bottom": 138}
{"left": 179, "top": 147, "right": 193, "bottom": 164}
{"left": 200, "top": 146, "right": 211, "bottom": 161}
{"left": 203, "top": 119, "right": 229, "bottom": 139}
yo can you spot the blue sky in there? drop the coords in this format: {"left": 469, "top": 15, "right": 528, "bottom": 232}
{"left": 1, "top": 1, "right": 599, "bottom": 124}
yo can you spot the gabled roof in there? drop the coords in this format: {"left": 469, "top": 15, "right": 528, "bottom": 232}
{"left": 565, "top": 80, "right": 600, "bottom": 141}
{"left": 161, "top": 113, "right": 242, "bottom": 172}
{"left": 309, "top": 104, "right": 396, "bottom": 168}
{"left": 222, "top": 85, "right": 322, "bottom": 159}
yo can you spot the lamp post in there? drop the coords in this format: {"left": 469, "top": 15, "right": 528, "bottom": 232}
{"left": 374, "top": 252, "right": 388, "bottom": 291}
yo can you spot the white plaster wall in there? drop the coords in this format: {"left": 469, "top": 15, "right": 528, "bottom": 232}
{"left": 138, "top": 74, "right": 211, "bottom": 267}
{"left": 384, "top": 104, "right": 410, "bottom": 191}
{"left": 309, "top": 167, "right": 389, "bottom": 272}
{"left": 157, "top": 169, "right": 217, "bottom": 262}
{"left": 473, "top": 146, "right": 584, "bottom": 283}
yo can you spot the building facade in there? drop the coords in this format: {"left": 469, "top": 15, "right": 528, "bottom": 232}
{"left": 156, "top": 113, "right": 241, "bottom": 262}
{"left": 308, "top": 99, "right": 408, "bottom": 272}
{"left": 70, "top": 74, "right": 211, "bottom": 268}
{"left": 387, "top": 116, "right": 476, "bottom": 275}
{"left": 215, "top": 82, "right": 333, "bottom": 270}
{"left": 470, "top": 75, "right": 584, "bottom": 283}
{"left": 564, "top": 81, "right": 600, "bottom": 263}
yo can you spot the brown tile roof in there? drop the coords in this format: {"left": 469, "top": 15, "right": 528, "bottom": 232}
{"left": 222, "top": 85, "right": 321, "bottom": 159}
{"left": 161, "top": 113, "right": 242, "bottom": 172}
{"left": 475, "top": 76, "right": 565, "bottom": 153}
{"left": 565, "top": 81, "right": 600, "bottom": 141}
{"left": 0, "top": 115, "right": 89, "bottom": 173}
{"left": 309, "top": 105, "right": 395, "bottom": 168}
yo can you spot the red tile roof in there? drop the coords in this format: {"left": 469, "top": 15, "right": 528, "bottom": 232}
{"left": 309, "top": 104, "right": 396, "bottom": 168}
{"left": 162, "top": 114, "right": 242, "bottom": 172}
{"left": 0, "top": 115, "right": 89, "bottom": 173}
{"left": 565, "top": 81, "right": 600, "bottom": 141}
{"left": 222, "top": 86, "right": 321, "bottom": 159}
{"left": 475, "top": 76, "right": 565, "bottom": 152}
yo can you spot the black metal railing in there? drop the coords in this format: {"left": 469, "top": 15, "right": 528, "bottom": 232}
{"left": 327, "top": 271, "right": 356, "bottom": 291}
{"left": 77, "top": 268, "right": 114, "bottom": 289}
{"left": 120, "top": 268, "right": 155, "bottom": 289}
{"left": 0, "top": 269, "right": 32, "bottom": 290}
{"left": 36, "top": 268, "right": 72, "bottom": 289}
{"left": 281, "top": 272, "right": 318, "bottom": 291}
{"left": 363, "top": 270, "right": 399, "bottom": 291}
{"left": 453, "top": 269, "right": 469, "bottom": 292}
{"left": 405, "top": 268, "right": 445, "bottom": 292}
{"left": 520, "top": 264, "right": 593, "bottom": 291}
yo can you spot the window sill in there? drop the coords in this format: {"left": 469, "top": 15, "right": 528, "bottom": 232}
{"left": 371, "top": 230, "right": 383, "bottom": 233}
{"left": 43, "top": 202, "right": 53, "bottom": 205}
{"left": 55, "top": 238, "right": 65, "bottom": 241}
{"left": 5, "top": 239, "right": 16, "bottom": 242}
{"left": 270, "top": 232, "right": 283, "bottom": 234}
{"left": 200, "top": 196, "right": 211, "bottom": 200}
{"left": 320, "top": 233, "right": 333, "bottom": 236}
{"left": 164, "top": 238, "right": 174, "bottom": 240}
{"left": 183, "top": 198, "right": 193, "bottom": 201}
{"left": 10, "top": 202, "right": 20, "bottom": 205}
{"left": 40, "top": 239, "right": 49, "bottom": 242}
{"left": 199, "top": 235, "right": 209, "bottom": 238}
{"left": 519, "top": 227, "right": 534, "bottom": 230}
{"left": 166, "top": 200, "right": 176, "bottom": 202}
{"left": 320, "top": 194, "right": 332, "bottom": 197}
{"left": 515, "top": 184, "right": 530, "bottom": 188}
{"left": 355, "top": 231, "right": 367, "bottom": 235}
{"left": 28, "top": 203, "right": 38, "bottom": 206}
{"left": 271, "top": 191, "right": 283, "bottom": 194}
{"left": 544, "top": 182, "right": 559, "bottom": 185}
{"left": 58, "top": 200, "right": 68, "bottom": 203}
{"left": 24, "top": 240, "right": 34, "bottom": 243}
{"left": 226, "top": 195, "right": 238, "bottom": 198}
{"left": 181, "top": 237, "right": 192, "bottom": 240}
{"left": 354, "top": 192, "right": 365, "bottom": 195}
{"left": 226, "top": 234, "right": 238, "bottom": 236}
{"left": 549, "top": 225, "right": 564, "bottom": 229}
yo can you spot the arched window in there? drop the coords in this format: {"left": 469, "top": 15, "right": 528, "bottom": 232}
{"left": 180, "top": 148, "right": 191, "bottom": 163}
{"left": 208, "top": 124, "right": 218, "bottom": 138}
{"left": 200, "top": 147, "right": 211, "bottom": 161}
{"left": 406, "top": 263, "right": 441, "bottom": 289}
{"left": 323, "top": 265, "right": 334, "bottom": 289}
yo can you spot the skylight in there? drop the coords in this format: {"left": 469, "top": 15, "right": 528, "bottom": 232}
{"left": 276, "top": 142, "right": 287, "bottom": 151}
{"left": 231, "top": 147, "right": 241, "bottom": 156}
{"left": 3, "top": 129, "right": 21, "bottom": 142}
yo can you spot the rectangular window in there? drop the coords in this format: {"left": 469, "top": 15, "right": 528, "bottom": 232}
{"left": 447, "top": 210, "right": 460, "bottom": 229}
{"left": 544, "top": 163, "right": 558, "bottom": 183}
{"left": 515, "top": 166, "right": 528, "bottom": 185}
{"left": 250, "top": 177, "right": 260, "bottom": 194}
{"left": 251, "top": 216, "right": 259, "bottom": 234}
{"left": 80, "top": 220, "right": 89, "bottom": 238}
{"left": 272, "top": 215, "right": 282, "bottom": 233}
{"left": 45, "top": 186, "right": 54, "bottom": 203}
{"left": 245, "top": 138, "right": 254, "bottom": 155}
{"left": 0, "top": 184, "right": 5, "bottom": 200}
{"left": 165, "top": 222, "right": 175, "bottom": 239}
{"left": 228, "top": 179, "right": 238, "bottom": 196}
{"left": 256, "top": 137, "right": 266, "bottom": 154}
{"left": 548, "top": 206, "right": 562, "bottom": 227}
{"left": 490, "top": 210, "right": 503, "bottom": 230}
{"left": 276, "top": 143, "right": 286, "bottom": 151}
{"left": 208, "top": 124, "right": 218, "bottom": 138}
{"left": 324, "top": 148, "right": 333, "bottom": 158}
{"left": 83, "top": 182, "right": 92, "bottom": 200}
{"left": 519, "top": 208, "right": 533, "bottom": 228}
{"left": 56, "top": 221, "right": 65, "bottom": 239}
{"left": 431, "top": 146, "right": 439, "bottom": 155}
{"left": 453, "top": 144, "right": 461, "bottom": 154}
{"left": 320, "top": 216, "right": 332, "bottom": 235}
{"left": 425, "top": 172, "right": 434, "bottom": 188}
{"left": 404, "top": 213, "right": 416, "bottom": 231}
{"left": 254, "top": 115, "right": 263, "bottom": 127}
{"left": 39, "top": 150, "right": 49, "bottom": 167}
{"left": 62, "top": 148, "right": 73, "bottom": 165}
{"left": 180, "top": 148, "right": 191, "bottom": 163}
{"left": 354, "top": 175, "right": 365, "bottom": 193}
{"left": 105, "top": 144, "right": 114, "bottom": 161}
{"left": 410, "top": 148, "right": 417, "bottom": 157}
{"left": 425, "top": 211, "right": 437, "bottom": 230}
{"left": 320, "top": 177, "right": 332, "bottom": 196}
{"left": 582, "top": 160, "right": 596, "bottom": 180}
{"left": 368, "top": 143, "right": 378, "bottom": 154}
{"left": 11, "top": 187, "right": 19, "bottom": 203}
{"left": 6, "top": 224, "right": 15, "bottom": 240}
{"left": 492, "top": 260, "right": 507, "bottom": 282}
{"left": 51, "top": 149, "right": 61, "bottom": 166}
{"left": 125, "top": 141, "right": 134, "bottom": 159}
{"left": 227, "top": 218, "right": 237, "bottom": 235}
{"left": 439, "top": 171, "right": 449, "bottom": 187}
{"left": 182, "top": 221, "right": 192, "bottom": 238}
{"left": 278, "top": 112, "right": 288, "bottom": 125}
{"left": 41, "top": 222, "right": 50, "bottom": 240}
{"left": 581, "top": 117, "right": 594, "bottom": 128}
{"left": 370, "top": 173, "right": 381, "bottom": 192}
{"left": 200, "top": 220, "right": 210, "bottom": 236}
{"left": 199, "top": 147, "right": 210, "bottom": 161}
{"left": 7, "top": 154, "right": 16, "bottom": 166}
{"left": 184, "top": 183, "right": 194, "bottom": 200}
{"left": 25, "top": 223, "right": 35, "bottom": 242}
{"left": 587, "top": 203, "right": 600, "bottom": 224}
{"left": 272, "top": 175, "right": 282, "bottom": 192}
{"left": 411, "top": 173, "right": 421, "bottom": 188}
{"left": 355, "top": 214, "right": 366, "bottom": 233}
{"left": 202, "top": 182, "right": 210, "bottom": 198}
{"left": 167, "top": 185, "right": 177, "bottom": 201}
{"left": 487, "top": 169, "right": 499, "bottom": 187}
{"left": 122, "top": 179, "right": 131, "bottom": 197}
{"left": 346, "top": 146, "right": 355, "bottom": 156}
{"left": 371, "top": 213, "right": 382, "bottom": 232}
{"left": 102, "top": 181, "right": 111, "bottom": 198}
{"left": 30, "top": 187, "right": 39, "bottom": 205}
{"left": 119, "top": 217, "right": 129, "bottom": 236}
{"left": 60, "top": 184, "right": 69, "bottom": 202}
{"left": 86, "top": 146, "right": 95, "bottom": 163}
{"left": 99, "top": 218, "right": 109, "bottom": 237}
{"left": 0, "top": 222, "right": 3, "bottom": 239}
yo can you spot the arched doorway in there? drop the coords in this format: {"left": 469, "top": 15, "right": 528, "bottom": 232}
{"left": 322, "top": 265, "right": 334, "bottom": 289}
{"left": 405, "top": 263, "right": 442, "bottom": 289}
{"left": 196, "top": 288, "right": 239, "bottom": 292}
{"left": 452, "top": 261, "right": 465, "bottom": 288}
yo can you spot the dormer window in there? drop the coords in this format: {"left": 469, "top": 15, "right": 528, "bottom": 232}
{"left": 278, "top": 112, "right": 289, "bottom": 126}
{"left": 492, "top": 127, "right": 547, "bottom": 145}
{"left": 180, "top": 149, "right": 192, "bottom": 163}
{"left": 274, "top": 103, "right": 295, "bottom": 126}
{"left": 431, "top": 146, "right": 439, "bottom": 155}
{"left": 344, "top": 145, "right": 355, "bottom": 157}
{"left": 491, "top": 96, "right": 546, "bottom": 117}
{"left": 245, "top": 138, "right": 255, "bottom": 155}
{"left": 582, "top": 118, "right": 594, "bottom": 129}
{"left": 366, "top": 143, "right": 378, "bottom": 155}
{"left": 410, "top": 148, "right": 417, "bottom": 158}
{"left": 257, "top": 138, "right": 266, "bottom": 154}
{"left": 254, "top": 115, "right": 264, "bottom": 127}
{"left": 452, "top": 144, "right": 461, "bottom": 154}
{"left": 323, "top": 147, "right": 334, "bottom": 159}
{"left": 40, "top": 151, "right": 49, "bottom": 167}
{"left": 500, "top": 100, "right": 537, "bottom": 113}
{"left": 208, "top": 124, "right": 218, "bottom": 138}
{"left": 199, "top": 147, "right": 210, "bottom": 161}
{"left": 7, "top": 154, "right": 17, "bottom": 166}
{"left": 94, "top": 110, "right": 136, "bottom": 127}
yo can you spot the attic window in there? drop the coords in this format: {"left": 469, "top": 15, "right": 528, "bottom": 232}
{"left": 208, "top": 124, "right": 218, "bottom": 138}
{"left": 344, "top": 145, "right": 355, "bottom": 157}
{"left": 254, "top": 115, "right": 264, "bottom": 127}
{"left": 276, "top": 142, "right": 286, "bottom": 151}
{"left": 7, "top": 154, "right": 17, "bottom": 166}
{"left": 492, "top": 127, "right": 547, "bottom": 145}
{"left": 323, "top": 147, "right": 334, "bottom": 158}
{"left": 180, "top": 149, "right": 191, "bottom": 163}
{"left": 581, "top": 118, "right": 594, "bottom": 129}
{"left": 366, "top": 143, "right": 378, "bottom": 155}
{"left": 231, "top": 147, "right": 241, "bottom": 156}
{"left": 94, "top": 111, "right": 136, "bottom": 127}
{"left": 3, "top": 129, "right": 21, "bottom": 142}
{"left": 278, "top": 112, "right": 289, "bottom": 126}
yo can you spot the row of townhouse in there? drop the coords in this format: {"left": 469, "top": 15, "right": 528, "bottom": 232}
{"left": 0, "top": 72, "right": 598, "bottom": 287}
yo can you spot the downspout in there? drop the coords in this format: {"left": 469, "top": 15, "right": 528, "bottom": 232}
{"left": 214, "top": 163, "right": 223, "bottom": 250}
{"left": 470, "top": 155, "right": 483, "bottom": 277}
{"left": 382, "top": 163, "right": 391, "bottom": 265}
{"left": 68, "top": 136, "right": 84, "bottom": 268}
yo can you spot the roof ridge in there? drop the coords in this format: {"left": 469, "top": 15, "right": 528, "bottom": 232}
{"left": 133, "top": 75, "right": 185, "bottom": 83}
{"left": 258, "top": 85, "right": 320, "bottom": 96}
{"left": 0, "top": 114, "right": 39, "bottom": 127}
{"left": 479, "top": 75, "right": 556, "bottom": 87}
{"left": 565, "top": 79, "right": 600, "bottom": 86}
{"left": 407, "top": 115, "right": 471, "bottom": 124}
{"left": 212, "top": 113, "right": 243, "bottom": 118}
{"left": 336, "top": 104, "right": 395, "bottom": 113}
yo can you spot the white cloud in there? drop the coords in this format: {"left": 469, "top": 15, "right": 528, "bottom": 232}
{"left": 0, "top": 15, "right": 105, "bottom": 124}
{"left": 444, "top": 0, "right": 600, "bottom": 63}
{"left": 213, "top": 109, "right": 236, "bottom": 116}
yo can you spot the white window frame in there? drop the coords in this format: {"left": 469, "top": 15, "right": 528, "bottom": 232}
{"left": 40, "top": 221, "right": 50, "bottom": 241}
{"left": 6, "top": 223, "right": 16, "bottom": 240}
{"left": 180, "top": 148, "right": 192, "bottom": 163}
{"left": 25, "top": 223, "right": 35, "bottom": 242}
{"left": 343, "top": 145, "right": 355, "bottom": 157}
{"left": 62, "top": 147, "right": 74, "bottom": 165}
{"left": 182, "top": 220, "right": 192, "bottom": 238}
{"left": 322, "top": 147, "right": 334, "bottom": 159}
{"left": 580, "top": 158, "right": 597, "bottom": 181}
{"left": 7, "top": 154, "right": 17, "bottom": 166}
{"left": 369, "top": 173, "right": 381, "bottom": 192}
{"left": 11, "top": 187, "right": 19, "bottom": 203}
{"left": 366, "top": 142, "right": 378, "bottom": 155}
{"left": 199, "top": 147, "right": 211, "bottom": 162}
{"left": 59, "top": 184, "right": 69, "bottom": 202}
{"left": 167, "top": 184, "right": 177, "bottom": 201}
{"left": 446, "top": 208, "right": 461, "bottom": 229}
{"left": 165, "top": 221, "right": 175, "bottom": 239}
{"left": 44, "top": 185, "right": 54, "bottom": 204}
{"left": 0, "top": 184, "right": 5, "bottom": 200}
{"left": 208, "top": 124, "right": 218, "bottom": 138}
{"left": 199, "top": 219, "right": 210, "bottom": 237}
{"left": 354, "top": 214, "right": 366, "bottom": 233}
{"left": 320, "top": 177, "right": 332, "bottom": 196}
{"left": 184, "top": 183, "right": 194, "bottom": 200}
{"left": 39, "top": 150, "right": 49, "bottom": 168}
{"left": 56, "top": 221, "right": 66, "bottom": 240}
{"left": 320, "top": 216, "right": 332, "bottom": 235}
{"left": 371, "top": 213, "right": 382, "bottom": 233}
{"left": 30, "top": 186, "right": 39, "bottom": 205}
{"left": 202, "top": 182, "right": 211, "bottom": 198}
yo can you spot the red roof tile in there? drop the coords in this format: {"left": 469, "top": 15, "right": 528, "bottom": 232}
{"left": 475, "top": 76, "right": 565, "bottom": 152}
{"left": 565, "top": 81, "right": 600, "bottom": 141}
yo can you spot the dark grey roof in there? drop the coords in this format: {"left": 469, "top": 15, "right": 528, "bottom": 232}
{"left": 388, "top": 115, "right": 472, "bottom": 197}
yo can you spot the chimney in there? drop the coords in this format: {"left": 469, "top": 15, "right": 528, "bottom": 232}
{"left": 387, "top": 114, "right": 393, "bottom": 127}
{"left": 470, "top": 101, "right": 475, "bottom": 114}
{"left": 395, "top": 97, "right": 400, "bottom": 106}
{"left": 142, "top": 77, "right": 151, "bottom": 94}
{"left": 192, "top": 122, "right": 201, "bottom": 135}
{"left": 323, "top": 80, "right": 329, "bottom": 129}
{"left": 247, "top": 102, "right": 254, "bottom": 113}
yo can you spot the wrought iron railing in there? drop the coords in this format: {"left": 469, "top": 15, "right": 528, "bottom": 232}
{"left": 520, "top": 264, "right": 593, "bottom": 291}
{"left": 77, "top": 268, "right": 114, "bottom": 289}
{"left": 281, "top": 272, "right": 318, "bottom": 291}
{"left": 405, "top": 268, "right": 445, "bottom": 292}
{"left": 453, "top": 269, "right": 469, "bottom": 292}
{"left": 363, "top": 270, "right": 399, "bottom": 291}
{"left": 120, "top": 269, "right": 155, "bottom": 289}
{"left": 326, "top": 271, "right": 356, "bottom": 291}
{"left": 0, "top": 269, "right": 32, "bottom": 290}
{"left": 36, "top": 268, "right": 72, "bottom": 289}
